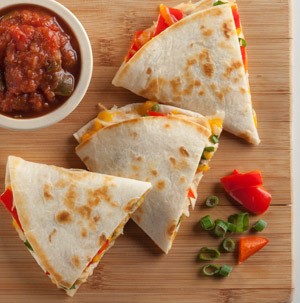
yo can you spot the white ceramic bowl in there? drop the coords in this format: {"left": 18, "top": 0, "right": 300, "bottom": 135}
{"left": 0, "top": 0, "right": 93, "bottom": 130}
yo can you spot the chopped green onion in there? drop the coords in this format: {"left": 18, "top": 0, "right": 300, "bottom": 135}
{"left": 252, "top": 219, "right": 267, "bottom": 232}
{"left": 24, "top": 240, "right": 33, "bottom": 252}
{"left": 204, "top": 146, "right": 215, "bottom": 153}
{"left": 201, "top": 264, "right": 220, "bottom": 276}
{"left": 227, "top": 222, "right": 237, "bottom": 233}
{"left": 228, "top": 213, "right": 249, "bottom": 233}
{"left": 239, "top": 37, "right": 247, "bottom": 47}
{"left": 199, "top": 215, "right": 215, "bottom": 231}
{"left": 209, "top": 135, "right": 219, "bottom": 144}
{"left": 205, "top": 195, "right": 219, "bottom": 208}
{"left": 221, "top": 238, "right": 236, "bottom": 252}
{"left": 69, "top": 283, "right": 76, "bottom": 290}
{"left": 199, "top": 247, "right": 221, "bottom": 261}
{"left": 151, "top": 104, "right": 160, "bottom": 112}
{"left": 218, "top": 264, "right": 233, "bottom": 277}
{"left": 213, "top": 0, "right": 227, "bottom": 6}
{"left": 213, "top": 219, "right": 228, "bottom": 237}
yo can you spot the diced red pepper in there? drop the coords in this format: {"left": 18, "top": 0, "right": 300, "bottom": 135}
{"left": 188, "top": 188, "right": 195, "bottom": 199}
{"left": 0, "top": 188, "right": 23, "bottom": 231}
{"left": 221, "top": 170, "right": 271, "bottom": 215}
{"left": 238, "top": 236, "right": 269, "bottom": 264}
{"left": 230, "top": 186, "right": 271, "bottom": 215}
{"left": 240, "top": 46, "right": 248, "bottom": 71}
{"left": 220, "top": 170, "right": 263, "bottom": 192}
{"left": 154, "top": 15, "right": 169, "bottom": 36}
{"left": 87, "top": 239, "right": 109, "bottom": 268}
{"left": 231, "top": 5, "right": 241, "bottom": 30}
{"left": 147, "top": 111, "right": 166, "bottom": 117}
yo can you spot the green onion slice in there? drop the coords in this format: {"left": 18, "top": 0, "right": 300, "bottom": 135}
{"left": 24, "top": 240, "right": 34, "bottom": 252}
{"left": 69, "top": 283, "right": 76, "bottom": 290}
{"left": 213, "top": 0, "right": 227, "bottom": 6}
{"left": 218, "top": 264, "right": 233, "bottom": 277}
{"left": 199, "top": 247, "right": 221, "bottom": 261}
{"left": 205, "top": 195, "right": 219, "bottom": 208}
{"left": 252, "top": 219, "right": 267, "bottom": 232}
{"left": 213, "top": 219, "right": 228, "bottom": 237}
{"left": 199, "top": 215, "right": 215, "bottom": 231}
{"left": 201, "top": 264, "right": 220, "bottom": 276}
{"left": 151, "top": 104, "right": 160, "bottom": 112}
{"left": 227, "top": 222, "right": 237, "bottom": 233}
{"left": 204, "top": 146, "right": 215, "bottom": 153}
{"left": 221, "top": 238, "right": 236, "bottom": 252}
{"left": 228, "top": 213, "right": 249, "bottom": 233}
{"left": 209, "top": 135, "right": 219, "bottom": 144}
{"left": 239, "top": 37, "right": 247, "bottom": 47}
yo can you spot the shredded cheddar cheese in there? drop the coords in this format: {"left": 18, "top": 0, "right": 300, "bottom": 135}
{"left": 97, "top": 110, "right": 114, "bottom": 122}
{"left": 197, "top": 164, "right": 210, "bottom": 173}
{"left": 203, "top": 151, "right": 213, "bottom": 160}
{"left": 137, "top": 101, "right": 158, "bottom": 116}
{"left": 81, "top": 120, "right": 103, "bottom": 143}
{"left": 253, "top": 109, "right": 258, "bottom": 128}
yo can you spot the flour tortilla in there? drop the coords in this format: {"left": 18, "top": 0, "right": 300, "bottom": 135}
{"left": 4, "top": 156, "right": 151, "bottom": 296}
{"left": 75, "top": 110, "right": 221, "bottom": 253}
{"left": 112, "top": 3, "right": 260, "bottom": 145}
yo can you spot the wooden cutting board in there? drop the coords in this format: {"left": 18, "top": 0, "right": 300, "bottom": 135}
{"left": 0, "top": 0, "right": 293, "bottom": 302}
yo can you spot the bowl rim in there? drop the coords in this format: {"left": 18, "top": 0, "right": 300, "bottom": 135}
{"left": 0, "top": 0, "right": 93, "bottom": 131}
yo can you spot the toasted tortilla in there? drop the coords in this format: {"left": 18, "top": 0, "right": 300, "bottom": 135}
{"left": 4, "top": 156, "right": 152, "bottom": 296}
{"left": 75, "top": 106, "right": 223, "bottom": 253}
{"left": 112, "top": 3, "right": 260, "bottom": 145}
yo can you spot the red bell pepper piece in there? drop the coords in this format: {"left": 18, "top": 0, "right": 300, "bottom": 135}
{"left": 231, "top": 5, "right": 241, "bottom": 29}
{"left": 229, "top": 186, "right": 271, "bottom": 215}
{"left": 87, "top": 239, "right": 109, "bottom": 267}
{"left": 240, "top": 46, "right": 248, "bottom": 70}
{"left": 238, "top": 236, "right": 269, "bottom": 264}
{"left": 147, "top": 111, "right": 166, "bottom": 117}
{"left": 154, "top": 15, "right": 169, "bottom": 36}
{"left": 0, "top": 188, "right": 23, "bottom": 231}
{"left": 220, "top": 170, "right": 263, "bottom": 192}
{"left": 187, "top": 188, "right": 195, "bottom": 199}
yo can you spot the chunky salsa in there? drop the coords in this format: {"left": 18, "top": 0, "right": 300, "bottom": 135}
{"left": 0, "top": 5, "right": 81, "bottom": 118}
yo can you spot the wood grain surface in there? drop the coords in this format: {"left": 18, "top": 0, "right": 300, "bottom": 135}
{"left": 0, "top": 0, "right": 293, "bottom": 302}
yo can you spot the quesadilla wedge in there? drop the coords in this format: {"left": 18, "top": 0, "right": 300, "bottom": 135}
{"left": 75, "top": 102, "right": 223, "bottom": 253}
{"left": 0, "top": 156, "right": 152, "bottom": 296}
{"left": 112, "top": 1, "right": 260, "bottom": 145}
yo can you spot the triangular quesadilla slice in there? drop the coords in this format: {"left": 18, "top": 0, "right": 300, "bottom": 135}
{"left": 112, "top": 1, "right": 260, "bottom": 145}
{"left": 0, "top": 156, "right": 152, "bottom": 296}
{"left": 75, "top": 103, "right": 223, "bottom": 253}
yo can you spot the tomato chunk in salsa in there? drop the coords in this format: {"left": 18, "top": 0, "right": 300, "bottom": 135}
{"left": 0, "top": 5, "right": 80, "bottom": 118}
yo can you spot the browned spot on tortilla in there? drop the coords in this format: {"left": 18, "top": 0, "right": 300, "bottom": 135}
{"left": 187, "top": 58, "right": 197, "bottom": 66}
{"left": 199, "top": 49, "right": 214, "bottom": 78}
{"left": 71, "top": 255, "right": 81, "bottom": 269}
{"left": 179, "top": 146, "right": 190, "bottom": 157}
{"left": 156, "top": 180, "right": 165, "bottom": 190}
{"left": 64, "top": 185, "right": 76, "bottom": 210}
{"left": 183, "top": 84, "right": 194, "bottom": 96}
{"left": 203, "top": 63, "right": 214, "bottom": 78}
{"left": 167, "top": 222, "right": 177, "bottom": 238}
{"left": 222, "top": 22, "right": 232, "bottom": 39}
{"left": 43, "top": 183, "right": 53, "bottom": 201}
{"left": 55, "top": 178, "right": 68, "bottom": 189}
{"left": 169, "top": 157, "right": 177, "bottom": 166}
{"left": 224, "top": 61, "right": 243, "bottom": 78}
{"left": 233, "top": 77, "right": 239, "bottom": 83}
{"left": 151, "top": 169, "right": 158, "bottom": 176}
{"left": 67, "top": 171, "right": 90, "bottom": 182}
{"left": 194, "top": 80, "right": 202, "bottom": 87}
{"left": 129, "top": 131, "right": 138, "bottom": 138}
{"left": 189, "top": 42, "right": 194, "bottom": 48}
{"left": 93, "top": 215, "right": 100, "bottom": 223}
{"left": 164, "top": 123, "right": 171, "bottom": 128}
{"left": 179, "top": 176, "right": 187, "bottom": 184}
{"left": 124, "top": 198, "right": 139, "bottom": 213}
{"left": 81, "top": 228, "right": 87, "bottom": 238}
{"left": 145, "top": 177, "right": 151, "bottom": 182}
{"left": 139, "top": 78, "right": 161, "bottom": 99}
{"left": 210, "top": 84, "right": 224, "bottom": 101}
{"left": 170, "top": 77, "right": 182, "bottom": 97}
{"left": 77, "top": 205, "right": 92, "bottom": 219}
{"left": 48, "top": 228, "right": 57, "bottom": 243}
{"left": 132, "top": 165, "right": 139, "bottom": 171}
{"left": 98, "top": 234, "right": 107, "bottom": 246}
{"left": 240, "top": 87, "right": 247, "bottom": 94}
{"left": 198, "top": 90, "right": 205, "bottom": 96}
{"left": 135, "top": 156, "right": 143, "bottom": 162}
{"left": 173, "top": 96, "right": 182, "bottom": 102}
{"left": 55, "top": 210, "right": 72, "bottom": 225}
{"left": 87, "top": 186, "right": 110, "bottom": 207}
{"left": 211, "top": 7, "right": 222, "bottom": 16}
{"left": 200, "top": 25, "right": 213, "bottom": 37}
{"left": 146, "top": 67, "right": 152, "bottom": 74}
